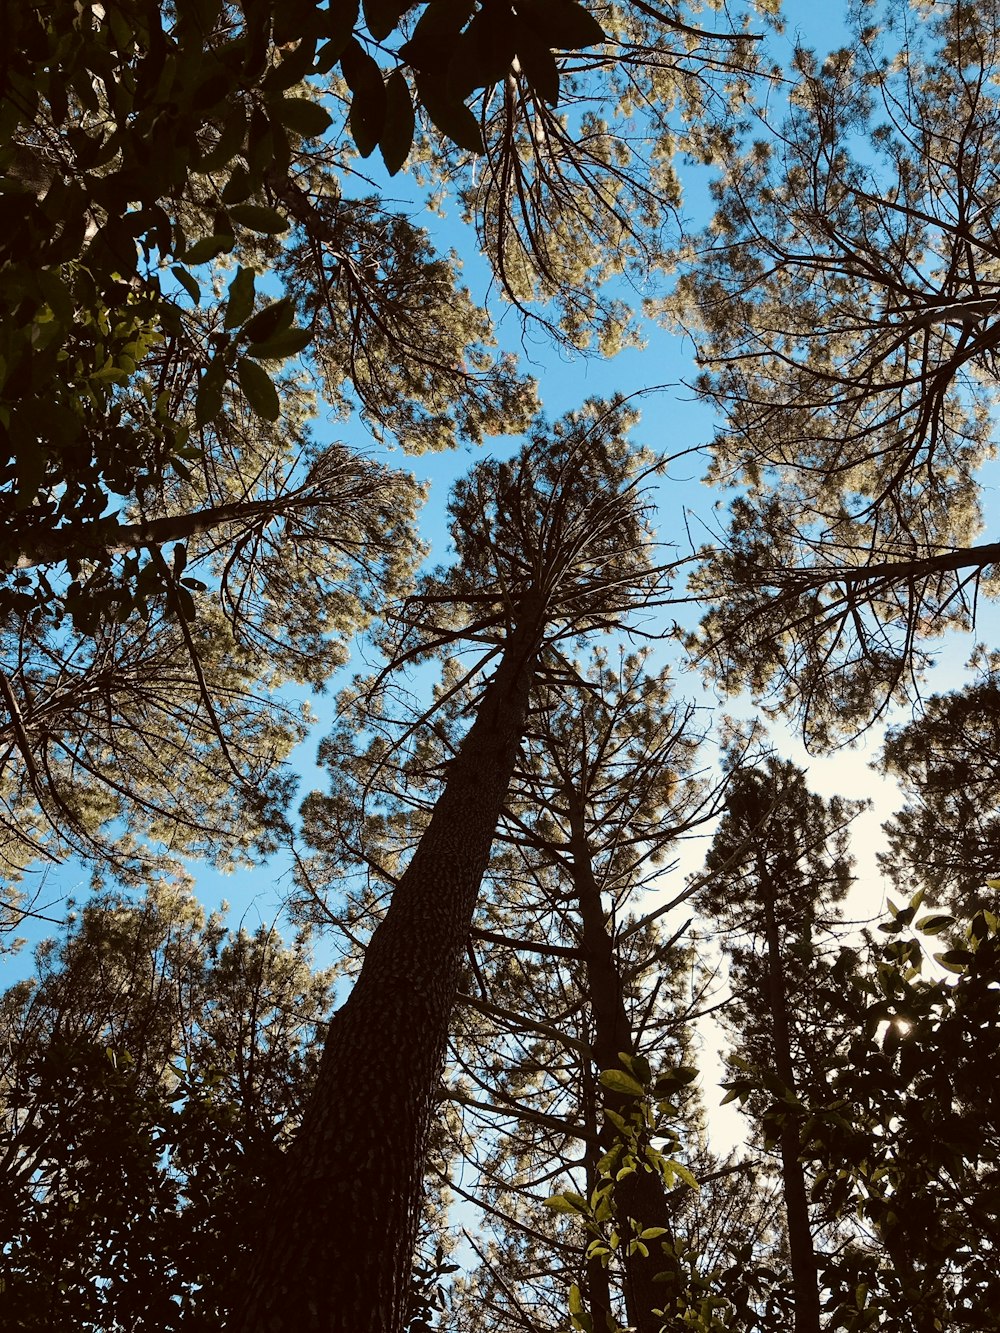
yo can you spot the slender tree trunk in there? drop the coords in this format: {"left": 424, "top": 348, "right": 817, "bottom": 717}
{"left": 234, "top": 611, "right": 545, "bottom": 1333}
{"left": 570, "top": 802, "right": 684, "bottom": 1333}
{"left": 761, "top": 883, "right": 821, "bottom": 1333}
{"left": 9, "top": 497, "right": 296, "bottom": 569}
{"left": 582, "top": 1079, "right": 616, "bottom": 1333}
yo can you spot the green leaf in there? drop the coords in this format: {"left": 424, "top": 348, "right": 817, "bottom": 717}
{"left": 515, "top": 22, "right": 560, "bottom": 104}
{"left": 224, "top": 266, "right": 256, "bottom": 330}
{"left": 171, "top": 265, "right": 202, "bottom": 305}
{"left": 399, "top": 0, "right": 476, "bottom": 74}
{"left": 621, "top": 1052, "right": 651, "bottom": 1085}
{"left": 237, "top": 357, "right": 281, "bottom": 420}
{"left": 271, "top": 96, "right": 333, "bottom": 138}
{"left": 515, "top": 0, "right": 605, "bottom": 48}
{"left": 599, "top": 1069, "right": 645, "bottom": 1099}
{"left": 195, "top": 359, "right": 226, "bottom": 427}
{"left": 228, "top": 204, "right": 290, "bottom": 234}
{"left": 915, "top": 912, "right": 955, "bottom": 935}
{"left": 639, "top": 1226, "right": 669, "bottom": 1239}
{"left": 182, "top": 233, "right": 235, "bottom": 266}
{"left": 341, "top": 39, "right": 387, "bottom": 157}
{"left": 242, "top": 298, "right": 295, "bottom": 344}
{"left": 448, "top": 4, "right": 517, "bottom": 96}
{"left": 670, "top": 1161, "right": 699, "bottom": 1190}
{"left": 543, "top": 1194, "right": 582, "bottom": 1214}
{"left": 595, "top": 1147, "right": 620, "bottom": 1177}
{"left": 379, "top": 69, "right": 414, "bottom": 175}
{"left": 247, "top": 325, "right": 312, "bottom": 360}
{"left": 569, "top": 1284, "right": 584, "bottom": 1315}
{"left": 414, "top": 70, "right": 484, "bottom": 154}
{"left": 362, "top": 0, "right": 409, "bottom": 40}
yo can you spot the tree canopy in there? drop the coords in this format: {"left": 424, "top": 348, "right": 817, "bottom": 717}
{"left": 4, "top": 1, "right": 1000, "bottom": 1332}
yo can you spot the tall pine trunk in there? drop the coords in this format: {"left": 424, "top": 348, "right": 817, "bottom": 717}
{"left": 234, "top": 612, "right": 544, "bottom": 1333}
{"left": 571, "top": 801, "right": 684, "bottom": 1333}
{"left": 761, "top": 881, "right": 821, "bottom": 1333}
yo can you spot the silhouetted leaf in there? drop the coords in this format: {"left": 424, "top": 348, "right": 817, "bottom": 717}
{"left": 271, "top": 96, "right": 333, "bottom": 138}
{"left": 379, "top": 70, "right": 415, "bottom": 175}
{"left": 399, "top": 0, "right": 475, "bottom": 74}
{"left": 224, "top": 266, "right": 256, "bottom": 330}
{"left": 242, "top": 297, "right": 295, "bottom": 344}
{"left": 182, "top": 233, "right": 235, "bottom": 266}
{"left": 237, "top": 357, "right": 281, "bottom": 420}
{"left": 228, "top": 204, "right": 290, "bottom": 234}
{"left": 515, "top": 23, "right": 560, "bottom": 104}
{"left": 248, "top": 326, "right": 313, "bottom": 360}
{"left": 341, "top": 38, "right": 387, "bottom": 156}
{"left": 362, "top": 0, "right": 410, "bottom": 40}
{"left": 516, "top": 0, "right": 605, "bottom": 48}
{"left": 448, "top": 4, "right": 517, "bottom": 96}
{"left": 414, "top": 70, "right": 483, "bottom": 154}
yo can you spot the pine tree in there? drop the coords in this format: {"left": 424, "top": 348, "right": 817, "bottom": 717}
{"left": 698, "top": 758, "right": 859, "bottom": 1333}
{"left": 880, "top": 655, "right": 1000, "bottom": 913}
{"left": 236, "top": 401, "right": 677, "bottom": 1332}
{"left": 668, "top": 1, "right": 1000, "bottom": 742}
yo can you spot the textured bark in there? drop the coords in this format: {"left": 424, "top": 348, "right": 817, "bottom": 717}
{"left": 582, "top": 1082, "right": 616, "bottom": 1333}
{"left": 8, "top": 498, "right": 286, "bottom": 569}
{"left": 761, "top": 883, "right": 821, "bottom": 1333}
{"left": 570, "top": 802, "right": 683, "bottom": 1333}
{"left": 234, "top": 611, "right": 544, "bottom": 1333}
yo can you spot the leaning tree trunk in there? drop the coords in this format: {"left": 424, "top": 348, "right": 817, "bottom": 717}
{"left": 760, "top": 879, "right": 822, "bottom": 1333}
{"left": 234, "top": 611, "right": 545, "bottom": 1333}
{"left": 570, "top": 801, "right": 685, "bottom": 1333}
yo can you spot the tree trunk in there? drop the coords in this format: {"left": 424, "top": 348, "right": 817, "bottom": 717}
{"left": 9, "top": 497, "right": 293, "bottom": 569}
{"left": 571, "top": 802, "right": 684, "bottom": 1333}
{"left": 761, "top": 883, "right": 821, "bottom": 1333}
{"left": 234, "top": 611, "right": 545, "bottom": 1333}
{"left": 583, "top": 1079, "right": 617, "bottom": 1333}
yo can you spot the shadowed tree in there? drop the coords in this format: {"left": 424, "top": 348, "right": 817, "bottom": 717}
{"left": 0, "top": 882, "right": 336, "bottom": 1330}
{"left": 698, "top": 759, "right": 858, "bottom": 1333}
{"left": 758, "top": 891, "right": 1000, "bottom": 1333}
{"left": 880, "top": 653, "right": 1000, "bottom": 913}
